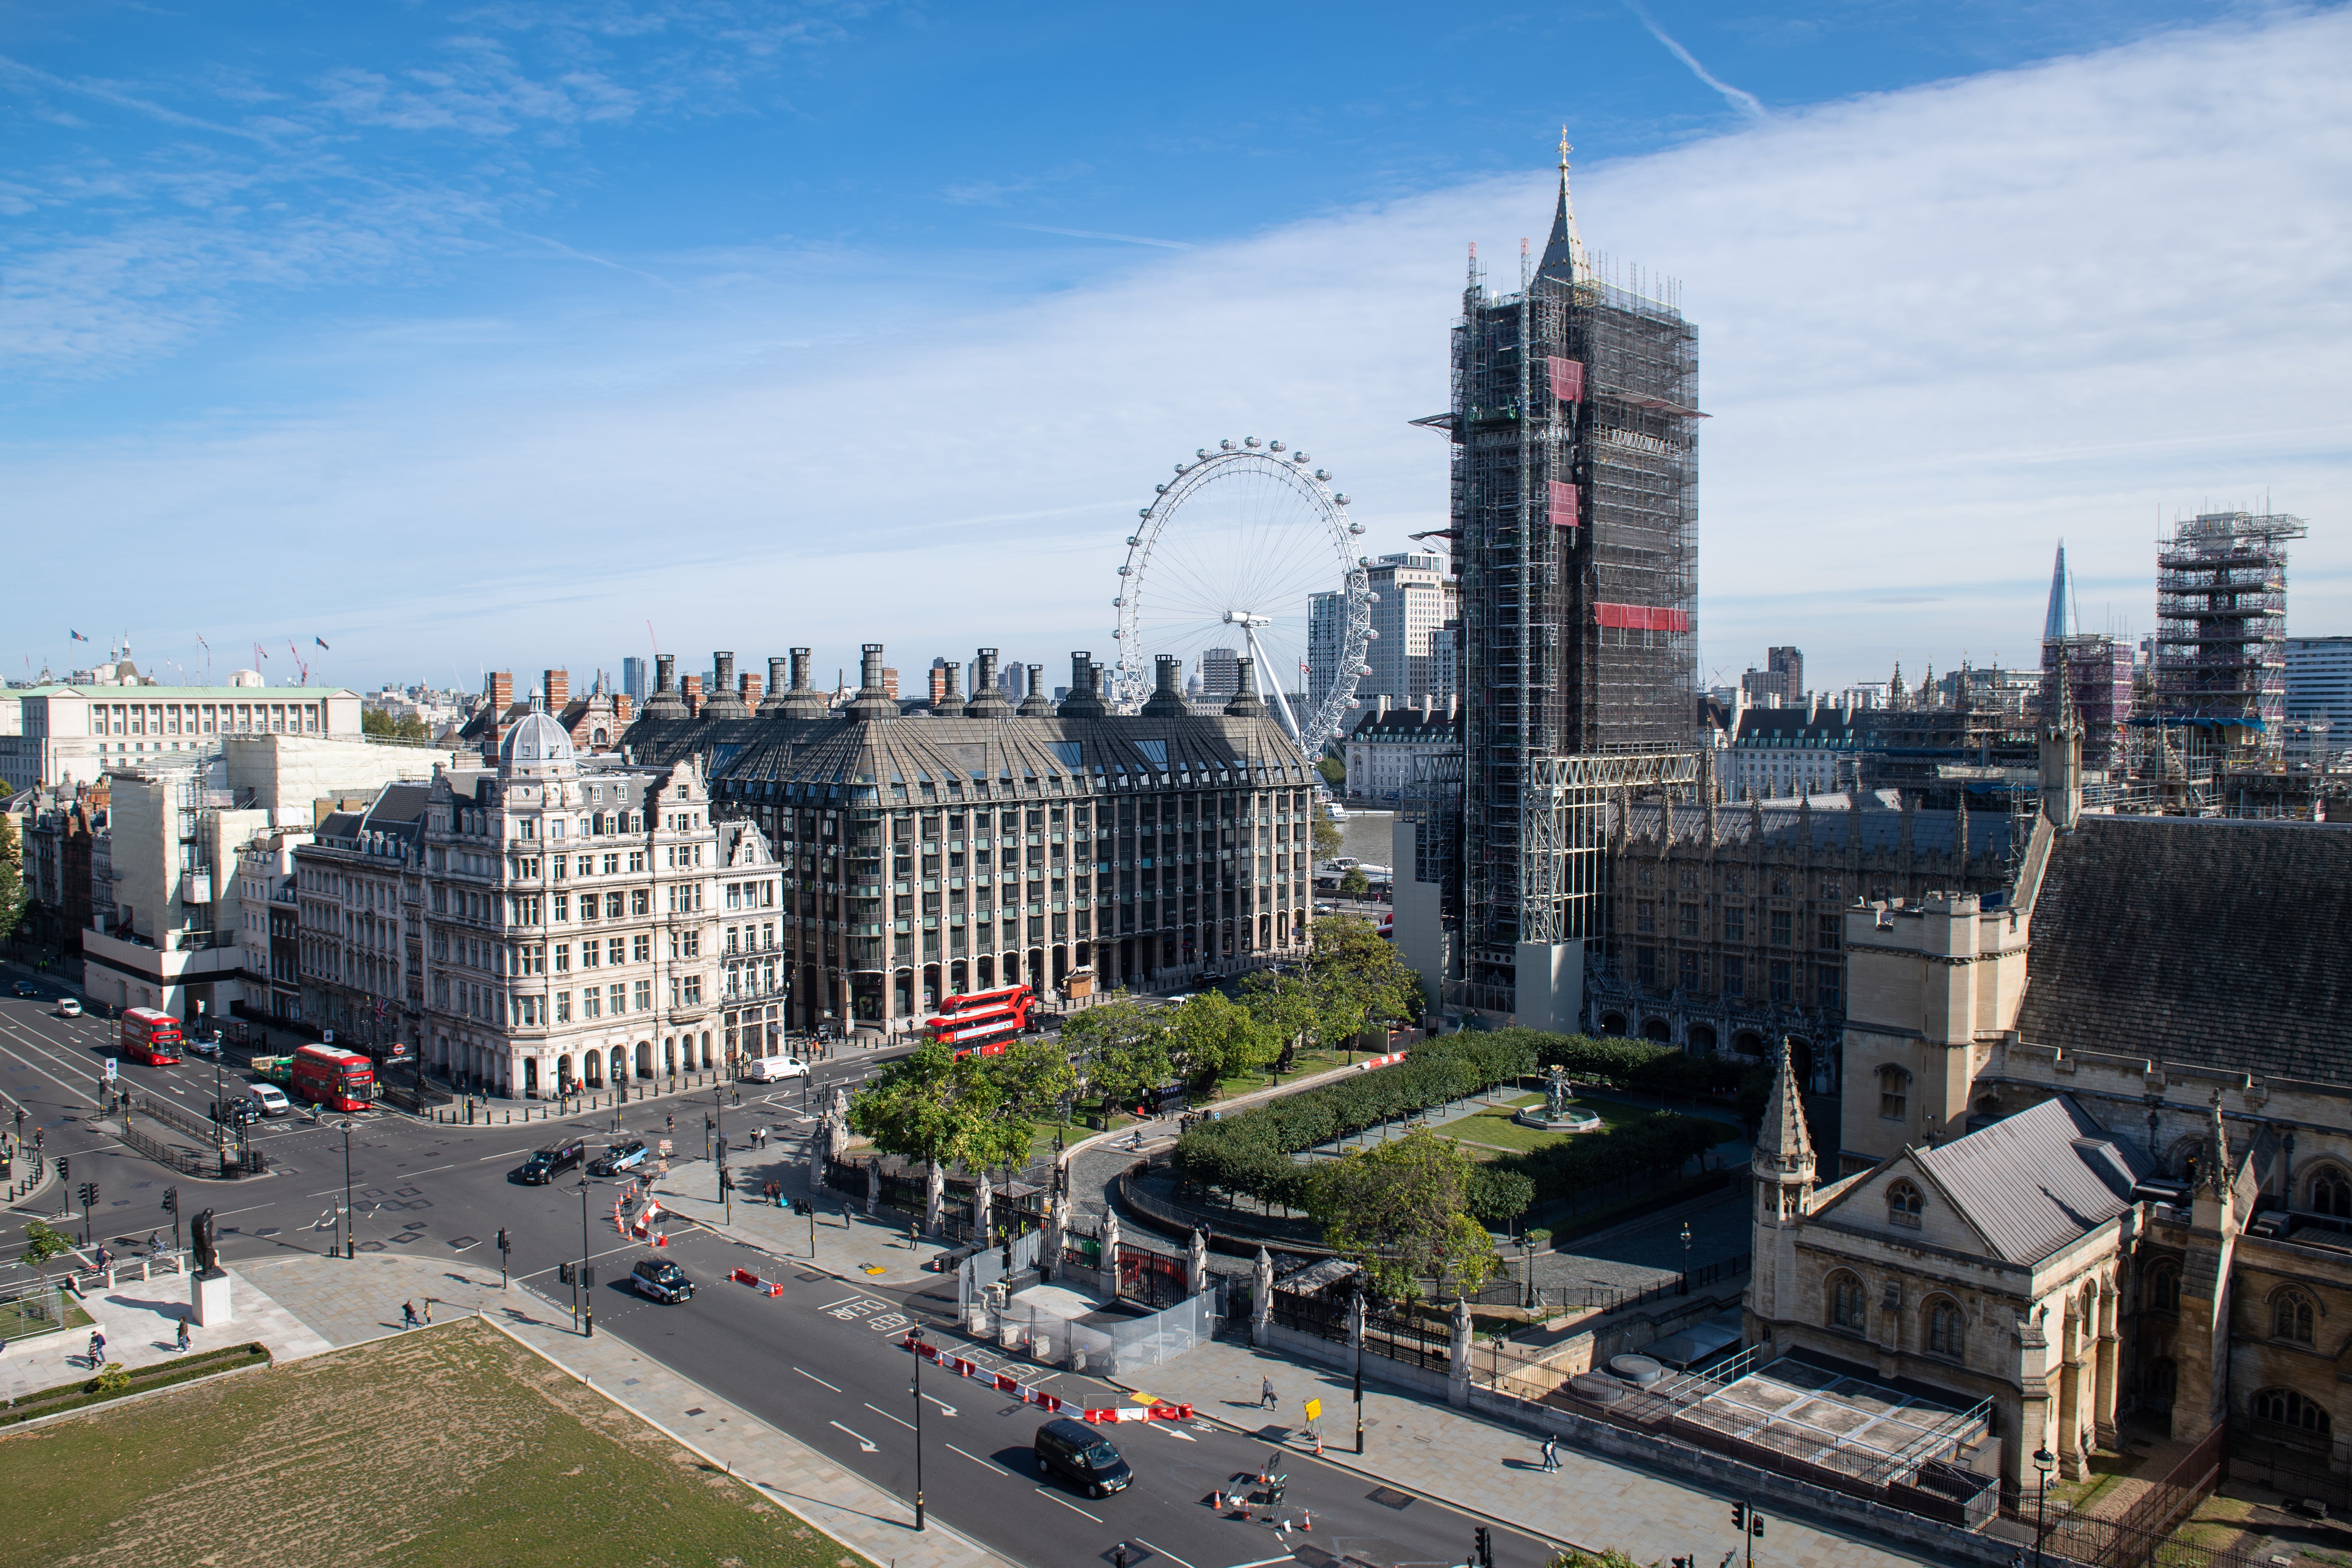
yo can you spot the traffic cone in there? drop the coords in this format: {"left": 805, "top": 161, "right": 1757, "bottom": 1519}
{"left": 1302, "top": 1510, "right": 1313, "bottom": 1532}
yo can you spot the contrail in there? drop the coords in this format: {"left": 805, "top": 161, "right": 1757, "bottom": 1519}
{"left": 1001, "top": 223, "right": 1194, "bottom": 251}
{"left": 1627, "top": 3, "right": 1769, "bottom": 121}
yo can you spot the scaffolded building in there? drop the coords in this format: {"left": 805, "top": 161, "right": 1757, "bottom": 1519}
{"left": 1436, "top": 143, "right": 1701, "bottom": 1022}
{"left": 2037, "top": 543, "right": 2134, "bottom": 774}
{"left": 2152, "top": 511, "right": 2306, "bottom": 742}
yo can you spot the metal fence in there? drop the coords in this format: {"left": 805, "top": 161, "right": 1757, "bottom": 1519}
{"left": 136, "top": 1094, "right": 220, "bottom": 1143}
{"left": 2007, "top": 1423, "right": 2244, "bottom": 1568}
{"left": 1268, "top": 1286, "right": 1453, "bottom": 1372}
{"left": 0, "top": 1275, "right": 70, "bottom": 1342}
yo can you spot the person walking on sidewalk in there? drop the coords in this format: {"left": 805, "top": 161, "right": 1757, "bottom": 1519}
{"left": 1540, "top": 1434, "right": 1559, "bottom": 1472}
{"left": 421, "top": 1298, "right": 434, "bottom": 1325}
{"left": 87, "top": 1329, "right": 106, "bottom": 1367}
{"left": 402, "top": 1300, "right": 420, "bottom": 1329}
{"left": 1261, "top": 1376, "right": 1277, "bottom": 1410}
{"left": 175, "top": 1318, "right": 191, "bottom": 1352}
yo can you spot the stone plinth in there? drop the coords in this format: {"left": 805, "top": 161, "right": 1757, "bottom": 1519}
{"left": 191, "top": 1269, "right": 234, "bottom": 1326}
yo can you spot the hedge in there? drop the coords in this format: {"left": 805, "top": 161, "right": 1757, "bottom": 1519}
{"left": 1173, "top": 1033, "right": 1541, "bottom": 1210}
{"left": 0, "top": 1342, "right": 272, "bottom": 1427}
{"left": 1172, "top": 1029, "right": 1735, "bottom": 1221}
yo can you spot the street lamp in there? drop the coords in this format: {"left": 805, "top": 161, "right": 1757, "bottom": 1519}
{"left": 2032, "top": 1445, "right": 2056, "bottom": 1568}
{"left": 338, "top": 1119, "right": 356, "bottom": 1259}
{"left": 906, "top": 1326, "right": 928, "bottom": 1531}
{"left": 577, "top": 1178, "right": 595, "bottom": 1338}
{"left": 1680, "top": 1220, "right": 1693, "bottom": 1292}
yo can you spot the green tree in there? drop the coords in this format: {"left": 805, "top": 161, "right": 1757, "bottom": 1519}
{"left": 1311, "top": 813, "right": 1343, "bottom": 863}
{"left": 1548, "top": 1549, "right": 1651, "bottom": 1568}
{"left": 1339, "top": 865, "right": 1370, "bottom": 899}
{"left": 0, "top": 808, "right": 23, "bottom": 949}
{"left": 1311, "top": 1128, "right": 1497, "bottom": 1301}
{"left": 1163, "top": 991, "right": 1279, "bottom": 1085}
{"left": 1060, "top": 999, "right": 1174, "bottom": 1108}
{"left": 393, "top": 712, "right": 431, "bottom": 742}
{"left": 22, "top": 1218, "right": 73, "bottom": 1264}
{"left": 1237, "top": 967, "right": 1322, "bottom": 1067}
{"left": 849, "top": 1040, "right": 1048, "bottom": 1175}
{"left": 1315, "top": 755, "right": 1346, "bottom": 789}
{"left": 1307, "top": 913, "right": 1423, "bottom": 1037}
{"left": 977, "top": 1037, "right": 1079, "bottom": 1123}
{"left": 360, "top": 707, "right": 393, "bottom": 737}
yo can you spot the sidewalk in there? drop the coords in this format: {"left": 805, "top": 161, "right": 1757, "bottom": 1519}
{"left": 1104, "top": 1333, "right": 1939, "bottom": 1568}
{"left": 238, "top": 1251, "right": 1008, "bottom": 1568}
{"left": 0, "top": 1267, "right": 331, "bottom": 1405}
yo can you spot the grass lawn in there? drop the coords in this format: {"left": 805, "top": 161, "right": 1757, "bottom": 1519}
{"left": 1433, "top": 1097, "right": 1649, "bottom": 1153}
{"left": 0, "top": 1316, "right": 871, "bottom": 1568}
{"left": 0, "top": 1295, "right": 93, "bottom": 1340}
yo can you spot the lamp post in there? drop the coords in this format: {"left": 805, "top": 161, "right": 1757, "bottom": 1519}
{"left": 339, "top": 1119, "right": 355, "bottom": 1259}
{"left": 906, "top": 1326, "right": 927, "bottom": 1531}
{"left": 2032, "top": 1445, "right": 2055, "bottom": 1568}
{"left": 577, "top": 1178, "right": 595, "bottom": 1338}
{"left": 1680, "top": 1220, "right": 1693, "bottom": 1293}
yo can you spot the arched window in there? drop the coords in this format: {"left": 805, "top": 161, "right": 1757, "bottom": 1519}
{"left": 1925, "top": 1298, "right": 1965, "bottom": 1361}
{"left": 1879, "top": 1064, "right": 1910, "bottom": 1122}
{"left": 2144, "top": 1262, "right": 2180, "bottom": 1314}
{"left": 1828, "top": 1271, "right": 1869, "bottom": 1332}
{"left": 2310, "top": 1165, "right": 2352, "bottom": 1218}
{"left": 2272, "top": 1290, "right": 2316, "bottom": 1345}
{"left": 2252, "top": 1388, "right": 2331, "bottom": 1436}
{"left": 1887, "top": 1180, "right": 1924, "bottom": 1229}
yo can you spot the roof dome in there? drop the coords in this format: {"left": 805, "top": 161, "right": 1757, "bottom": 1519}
{"left": 499, "top": 702, "right": 576, "bottom": 774}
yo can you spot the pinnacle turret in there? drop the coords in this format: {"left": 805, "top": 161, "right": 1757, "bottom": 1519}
{"left": 1533, "top": 126, "right": 1588, "bottom": 287}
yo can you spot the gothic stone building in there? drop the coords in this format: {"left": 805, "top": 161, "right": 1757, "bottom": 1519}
{"left": 1750, "top": 698, "right": 2352, "bottom": 1504}
{"left": 1588, "top": 784, "right": 2013, "bottom": 1099}
{"left": 620, "top": 645, "right": 1317, "bottom": 1033}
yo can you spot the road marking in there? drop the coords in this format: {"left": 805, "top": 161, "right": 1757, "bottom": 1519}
{"left": 1219, "top": 1559, "right": 1298, "bottom": 1568}
{"left": 1032, "top": 1487, "right": 1101, "bottom": 1522}
{"left": 921, "top": 1393, "right": 958, "bottom": 1416}
{"left": 863, "top": 1402, "right": 916, "bottom": 1432}
{"left": 828, "top": 1420, "right": 878, "bottom": 1453}
{"left": 1132, "top": 1540, "right": 1196, "bottom": 1568}
{"left": 793, "top": 1367, "right": 841, "bottom": 1392}
{"left": 1151, "top": 1423, "right": 1196, "bottom": 1440}
{"left": 947, "top": 1442, "right": 1016, "bottom": 1476}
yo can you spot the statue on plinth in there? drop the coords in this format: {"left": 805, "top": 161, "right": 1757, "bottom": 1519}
{"left": 191, "top": 1208, "right": 223, "bottom": 1278}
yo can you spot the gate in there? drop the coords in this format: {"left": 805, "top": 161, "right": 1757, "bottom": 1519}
{"left": 1116, "top": 1244, "right": 1188, "bottom": 1310}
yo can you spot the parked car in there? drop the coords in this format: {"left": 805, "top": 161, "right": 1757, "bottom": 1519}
{"left": 587, "top": 1138, "right": 649, "bottom": 1177}
{"left": 631, "top": 1258, "right": 694, "bottom": 1303}
{"left": 1034, "top": 1417, "right": 1131, "bottom": 1497}
{"left": 514, "top": 1139, "right": 587, "bottom": 1185}
{"left": 11, "top": 980, "right": 37, "bottom": 999}
{"left": 246, "top": 1083, "right": 291, "bottom": 1118}
{"left": 742, "top": 1055, "right": 809, "bottom": 1083}
{"left": 56, "top": 997, "right": 82, "bottom": 1018}
{"left": 1198, "top": 967, "right": 1225, "bottom": 986}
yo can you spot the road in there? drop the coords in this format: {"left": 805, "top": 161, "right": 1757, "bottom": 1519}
{"left": 0, "top": 983, "right": 1559, "bottom": 1568}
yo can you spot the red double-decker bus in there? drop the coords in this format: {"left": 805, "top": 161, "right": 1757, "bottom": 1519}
{"left": 120, "top": 1007, "right": 183, "bottom": 1066}
{"left": 924, "top": 987, "right": 1037, "bottom": 1057}
{"left": 291, "top": 1044, "right": 375, "bottom": 1112}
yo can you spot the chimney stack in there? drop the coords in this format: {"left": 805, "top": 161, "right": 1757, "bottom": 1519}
{"left": 942, "top": 661, "right": 964, "bottom": 706}
{"left": 1058, "top": 652, "right": 1106, "bottom": 717}
{"left": 656, "top": 655, "right": 675, "bottom": 694}
{"left": 682, "top": 674, "right": 704, "bottom": 716}
{"left": 740, "top": 671, "right": 762, "bottom": 705}
{"left": 847, "top": 643, "right": 899, "bottom": 719}
{"left": 544, "top": 669, "right": 569, "bottom": 711}
{"left": 965, "top": 648, "right": 1012, "bottom": 717}
{"left": 616, "top": 693, "right": 635, "bottom": 724}
{"left": 1018, "top": 662, "right": 1053, "bottom": 717}
{"left": 642, "top": 653, "right": 687, "bottom": 719}
{"left": 702, "top": 651, "right": 750, "bottom": 719}
{"left": 1142, "top": 653, "right": 1188, "bottom": 718}
{"left": 489, "top": 671, "right": 514, "bottom": 714}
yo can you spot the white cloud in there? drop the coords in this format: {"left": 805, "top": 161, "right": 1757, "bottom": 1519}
{"left": 8, "top": 6, "right": 2350, "bottom": 695}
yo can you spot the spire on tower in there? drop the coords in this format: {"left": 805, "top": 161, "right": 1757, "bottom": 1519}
{"left": 1755, "top": 1037, "right": 1815, "bottom": 1180}
{"left": 1534, "top": 126, "right": 1589, "bottom": 286}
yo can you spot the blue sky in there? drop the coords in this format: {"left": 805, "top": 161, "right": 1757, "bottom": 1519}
{"left": 6, "top": 1, "right": 2346, "bottom": 695}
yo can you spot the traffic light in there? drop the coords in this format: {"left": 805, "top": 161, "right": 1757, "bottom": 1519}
{"left": 1731, "top": 1503, "right": 1746, "bottom": 1532}
{"left": 496, "top": 1228, "right": 511, "bottom": 1255}
{"left": 78, "top": 1183, "right": 97, "bottom": 1207}
{"left": 579, "top": 1266, "right": 595, "bottom": 1291}
{"left": 1751, "top": 1512, "right": 1765, "bottom": 1540}
{"left": 164, "top": 1187, "right": 179, "bottom": 1214}
{"left": 1472, "top": 1526, "right": 1494, "bottom": 1568}
{"left": 56, "top": 1156, "right": 68, "bottom": 1183}
{"left": 790, "top": 1197, "right": 813, "bottom": 1216}
{"left": 558, "top": 1261, "right": 576, "bottom": 1285}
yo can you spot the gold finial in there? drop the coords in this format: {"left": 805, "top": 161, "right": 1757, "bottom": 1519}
{"left": 1558, "top": 126, "right": 1572, "bottom": 171}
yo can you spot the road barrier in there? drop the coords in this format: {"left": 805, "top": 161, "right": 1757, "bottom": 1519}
{"left": 728, "top": 1267, "right": 785, "bottom": 1297}
{"left": 899, "top": 1334, "right": 1192, "bottom": 1423}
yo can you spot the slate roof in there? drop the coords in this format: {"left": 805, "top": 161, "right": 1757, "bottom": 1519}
{"left": 1345, "top": 708, "right": 1460, "bottom": 744}
{"left": 1912, "top": 1097, "right": 2148, "bottom": 1265}
{"left": 1614, "top": 791, "right": 2015, "bottom": 861}
{"left": 2017, "top": 814, "right": 2352, "bottom": 1085}
{"left": 1731, "top": 709, "right": 1857, "bottom": 748}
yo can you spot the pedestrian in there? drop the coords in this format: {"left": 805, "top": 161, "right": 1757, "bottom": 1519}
{"left": 402, "top": 1300, "right": 420, "bottom": 1329}
{"left": 906, "top": 1222, "right": 920, "bottom": 1250}
{"left": 146, "top": 1230, "right": 161, "bottom": 1253}
{"left": 421, "top": 1298, "right": 433, "bottom": 1325}
{"left": 1541, "top": 1434, "right": 1559, "bottom": 1472}
{"left": 1261, "top": 1376, "right": 1277, "bottom": 1410}
{"left": 175, "top": 1318, "right": 191, "bottom": 1352}
{"left": 88, "top": 1329, "right": 106, "bottom": 1367}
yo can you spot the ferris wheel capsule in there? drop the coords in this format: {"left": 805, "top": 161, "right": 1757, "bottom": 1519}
{"left": 1138, "top": 508, "right": 1151, "bottom": 518}
{"left": 1314, "top": 469, "right": 1330, "bottom": 482}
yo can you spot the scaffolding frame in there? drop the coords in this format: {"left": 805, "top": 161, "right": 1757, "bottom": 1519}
{"left": 1523, "top": 748, "right": 1702, "bottom": 946}
{"left": 2152, "top": 511, "right": 2306, "bottom": 740}
{"left": 1453, "top": 250, "right": 1700, "bottom": 984}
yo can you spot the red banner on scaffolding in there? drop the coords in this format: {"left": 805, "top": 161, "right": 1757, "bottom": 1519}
{"left": 1548, "top": 480, "right": 1579, "bottom": 529}
{"left": 1594, "top": 602, "right": 1691, "bottom": 633}
{"left": 1548, "top": 356, "right": 1585, "bottom": 402}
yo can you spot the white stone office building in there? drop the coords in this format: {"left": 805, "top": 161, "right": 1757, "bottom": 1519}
{"left": 420, "top": 706, "right": 738, "bottom": 1099}
{"left": 0, "top": 670, "right": 364, "bottom": 794}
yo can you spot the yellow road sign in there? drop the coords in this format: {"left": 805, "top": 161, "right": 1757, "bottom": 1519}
{"left": 1304, "top": 1398, "right": 1322, "bottom": 1422}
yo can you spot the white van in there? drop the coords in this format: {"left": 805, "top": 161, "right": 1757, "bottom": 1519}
{"left": 743, "top": 1055, "right": 809, "bottom": 1083}
{"left": 247, "top": 1083, "right": 291, "bottom": 1117}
